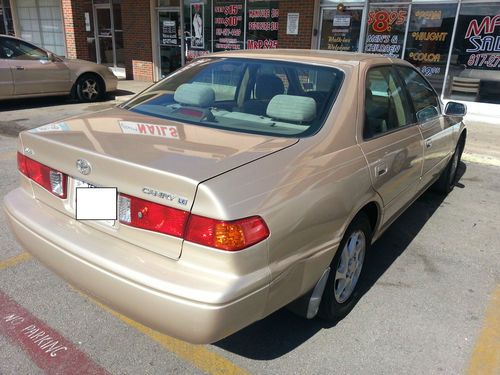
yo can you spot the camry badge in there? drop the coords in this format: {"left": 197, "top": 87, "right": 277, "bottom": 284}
{"left": 76, "top": 159, "right": 91, "bottom": 175}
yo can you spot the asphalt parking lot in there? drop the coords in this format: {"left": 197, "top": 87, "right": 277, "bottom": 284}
{"left": 0, "top": 91, "right": 499, "bottom": 374}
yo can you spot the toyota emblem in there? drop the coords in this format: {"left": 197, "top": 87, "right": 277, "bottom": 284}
{"left": 76, "top": 159, "right": 91, "bottom": 175}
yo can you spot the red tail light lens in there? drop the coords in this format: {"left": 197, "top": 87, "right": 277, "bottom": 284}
{"left": 118, "top": 192, "right": 269, "bottom": 250}
{"left": 118, "top": 193, "right": 190, "bottom": 238}
{"left": 17, "top": 152, "right": 67, "bottom": 198}
{"left": 185, "top": 215, "right": 270, "bottom": 251}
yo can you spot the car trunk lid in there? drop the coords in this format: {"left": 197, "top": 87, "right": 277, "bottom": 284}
{"left": 19, "top": 108, "right": 297, "bottom": 259}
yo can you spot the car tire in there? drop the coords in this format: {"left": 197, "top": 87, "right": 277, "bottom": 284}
{"left": 318, "top": 213, "right": 371, "bottom": 322}
{"left": 75, "top": 74, "right": 104, "bottom": 102}
{"left": 434, "top": 138, "right": 465, "bottom": 194}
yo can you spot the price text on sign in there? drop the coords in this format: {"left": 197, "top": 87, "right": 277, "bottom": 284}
{"left": 368, "top": 10, "right": 407, "bottom": 33}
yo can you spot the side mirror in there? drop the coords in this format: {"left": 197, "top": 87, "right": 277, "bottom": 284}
{"left": 444, "top": 101, "right": 467, "bottom": 116}
{"left": 47, "top": 52, "right": 58, "bottom": 62}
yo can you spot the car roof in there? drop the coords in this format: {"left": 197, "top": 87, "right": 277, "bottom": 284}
{"left": 209, "top": 49, "right": 406, "bottom": 67}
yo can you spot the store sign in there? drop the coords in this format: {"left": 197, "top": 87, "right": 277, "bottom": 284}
{"left": 213, "top": 0, "right": 244, "bottom": 51}
{"left": 161, "top": 20, "right": 178, "bottom": 46}
{"left": 246, "top": 0, "right": 279, "bottom": 49}
{"left": 405, "top": 4, "right": 457, "bottom": 90}
{"left": 287, "top": 12, "right": 299, "bottom": 35}
{"left": 320, "top": 9, "right": 362, "bottom": 52}
{"left": 364, "top": 7, "right": 408, "bottom": 58}
{"left": 463, "top": 14, "right": 500, "bottom": 69}
{"left": 190, "top": 2, "right": 205, "bottom": 49}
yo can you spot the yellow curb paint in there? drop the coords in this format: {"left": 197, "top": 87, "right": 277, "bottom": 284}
{"left": 0, "top": 151, "right": 16, "bottom": 161}
{"left": 462, "top": 153, "right": 500, "bottom": 167}
{"left": 80, "top": 292, "right": 250, "bottom": 375}
{"left": 467, "top": 286, "right": 500, "bottom": 375}
{"left": 0, "top": 252, "right": 31, "bottom": 271}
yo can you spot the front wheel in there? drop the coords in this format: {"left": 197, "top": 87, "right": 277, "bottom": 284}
{"left": 434, "top": 139, "right": 464, "bottom": 194}
{"left": 75, "top": 74, "right": 104, "bottom": 102}
{"left": 318, "top": 213, "right": 371, "bottom": 322}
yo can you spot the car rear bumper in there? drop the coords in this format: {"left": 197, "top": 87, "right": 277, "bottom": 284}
{"left": 104, "top": 76, "right": 118, "bottom": 92}
{"left": 3, "top": 188, "right": 269, "bottom": 344}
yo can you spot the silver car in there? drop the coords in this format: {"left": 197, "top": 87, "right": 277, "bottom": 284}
{"left": 0, "top": 34, "right": 118, "bottom": 102}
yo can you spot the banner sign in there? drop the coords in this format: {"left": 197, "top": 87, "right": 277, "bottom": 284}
{"left": 246, "top": 0, "right": 279, "bottom": 49}
{"left": 213, "top": 0, "right": 244, "bottom": 51}
{"left": 364, "top": 7, "right": 408, "bottom": 58}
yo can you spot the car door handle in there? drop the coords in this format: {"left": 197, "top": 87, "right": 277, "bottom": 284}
{"left": 15, "top": 66, "right": 25, "bottom": 70}
{"left": 426, "top": 140, "right": 432, "bottom": 149}
{"left": 374, "top": 162, "right": 388, "bottom": 177}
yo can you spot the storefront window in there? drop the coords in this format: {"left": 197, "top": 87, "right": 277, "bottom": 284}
{"left": 444, "top": 3, "right": 500, "bottom": 104}
{"left": 246, "top": 0, "right": 280, "bottom": 49}
{"left": 1, "top": 0, "right": 14, "bottom": 35}
{"left": 364, "top": 4, "right": 409, "bottom": 58}
{"left": 319, "top": 7, "right": 363, "bottom": 52}
{"left": 213, "top": 0, "right": 244, "bottom": 51}
{"left": 405, "top": 3, "right": 457, "bottom": 94}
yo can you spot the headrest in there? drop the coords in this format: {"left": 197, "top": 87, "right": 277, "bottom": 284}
{"left": 267, "top": 95, "right": 317, "bottom": 123}
{"left": 174, "top": 83, "right": 215, "bottom": 107}
{"left": 255, "top": 74, "right": 285, "bottom": 100}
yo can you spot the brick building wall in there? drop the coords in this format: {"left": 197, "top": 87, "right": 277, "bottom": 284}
{"left": 62, "top": 0, "right": 92, "bottom": 60}
{"left": 121, "top": 0, "right": 154, "bottom": 81}
{"left": 278, "top": 0, "right": 315, "bottom": 49}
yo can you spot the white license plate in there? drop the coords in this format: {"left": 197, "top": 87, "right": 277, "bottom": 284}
{"left": 73, "top": 178, "right": 116, "bottom": 227}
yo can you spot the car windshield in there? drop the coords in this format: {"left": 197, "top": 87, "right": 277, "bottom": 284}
{"left": 121, "top": 57, "right": 344, "bottom": 138}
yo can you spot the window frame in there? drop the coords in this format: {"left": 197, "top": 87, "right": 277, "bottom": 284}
{"left": 362, "top": 64, "right": 417, "bottom": 141}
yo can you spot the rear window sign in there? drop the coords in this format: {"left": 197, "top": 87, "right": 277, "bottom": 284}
{"left": 119, "top": 121, "right": 180, "bottom": 139}
{"left": 30, "top": 122, "right": 70, "bottom": 133}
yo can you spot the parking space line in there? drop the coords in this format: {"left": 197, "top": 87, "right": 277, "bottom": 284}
{"left": 0, "top": 290, "right": 110, "bottom": 375}
{"left": 82, "top": 292, "right": 250, "bottom": 375}
{"left": 462, "top": 153, "right": 500, "bottom": 167}
{"left": 467, "top": 285, "right": 500, "bottom": 375}
{"left": 0, "top": 252, "right": 31, "bottom": 271}
{"left": 2, "top": 251, "right": 247, "bottom": 373}
{"left": 0, "top": 151, "right": 16, "bottom": 161}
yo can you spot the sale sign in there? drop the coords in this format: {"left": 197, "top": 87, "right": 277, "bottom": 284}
{"left": 364, "top": 7, "right": 408, "bottom": 58}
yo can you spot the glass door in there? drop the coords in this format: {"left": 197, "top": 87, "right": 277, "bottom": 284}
{"left": 319, "top": 6, "right": 364, "bottom": 52}
{"left": 158, "top": 9, "right": 182, "bottom": 78}
{"left": 94, "top": 2, "right": 124, "bottom": 77}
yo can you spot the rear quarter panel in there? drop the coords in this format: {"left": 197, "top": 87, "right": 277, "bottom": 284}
{"left": 193, "top": 64, "right": 381, "bottom": 314}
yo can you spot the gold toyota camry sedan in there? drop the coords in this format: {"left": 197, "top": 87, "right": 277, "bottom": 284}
{"left": 0, "top": 34, "right": 118, "bottom": 102}
{"left": 3, "top": 50, "right": 467, "bottom": 344}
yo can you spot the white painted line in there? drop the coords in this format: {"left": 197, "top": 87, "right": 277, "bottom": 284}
{"left": 462, "top": 153, "right": 500, "bottom": 167}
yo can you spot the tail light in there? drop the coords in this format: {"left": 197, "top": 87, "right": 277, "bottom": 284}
{"left": 17, "top": 152, "right": 67, "bottom": 198}
{"left": 118, "top": 194, "right": 189, "bottom": 237}
{"left": 119, "top": 193, "right": 269, "bottom": 251}
{"left": 185, "top": 215, "right": 269, "bottom": 251}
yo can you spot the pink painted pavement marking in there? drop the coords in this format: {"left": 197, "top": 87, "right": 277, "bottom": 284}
{"left": 0, "top": 289, "right": 110, "bottom": 375}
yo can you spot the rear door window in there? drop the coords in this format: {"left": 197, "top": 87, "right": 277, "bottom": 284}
{"left": 364, "top": 66, "right": 413, "bottom": 139}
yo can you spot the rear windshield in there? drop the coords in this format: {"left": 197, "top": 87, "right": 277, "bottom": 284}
{"left": 121, "top": 57, "right": 344, "bottom": 138}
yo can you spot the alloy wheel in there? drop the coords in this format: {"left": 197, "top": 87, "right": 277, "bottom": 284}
{"left": 334, "top": 230, "right": 366, "bottom": 303}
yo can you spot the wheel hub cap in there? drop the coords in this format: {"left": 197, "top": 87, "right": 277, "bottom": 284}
{"left": 334, "top": 230, "right": 366, "bottom": 304}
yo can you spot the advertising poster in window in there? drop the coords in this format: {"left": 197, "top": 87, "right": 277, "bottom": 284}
{"left": 320, "top": 9, "right": 362, "bottom": 51}
{"left": 213, "top": 0, "right": 244, "bottom": 51}
{"left": 246, "top": 0, "right": 279, "bottom": 49}
{"left": 161, "top": 20, "right": 178, "bottom": 46}
{"left": 364, "top": 6, "right": 408, "bottom": 58}
{"left": 455, "top": 10, "right": 500, "bottom": 71}
{"left": 184, "top": 0, "right": 211, "bottom": 62}
{"left": 191, "top": 3, "right": 205, "bottom": 49}
{"left": 405, "top": 4, "right": 457, "bottom": 92}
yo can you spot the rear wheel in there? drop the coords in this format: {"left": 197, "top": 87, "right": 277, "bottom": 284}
{"left": 434, "top": 138, "right": 465, "bottom": 194}
{"left": 318, "top": 213, "right": 371, "bottom": 321}
{"left": 75, "top": 74, "right": 104, "bottom": 102}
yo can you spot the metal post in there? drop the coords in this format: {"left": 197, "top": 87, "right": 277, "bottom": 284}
{"left": 441, "top": 1, "right": 461, "bottom": 100}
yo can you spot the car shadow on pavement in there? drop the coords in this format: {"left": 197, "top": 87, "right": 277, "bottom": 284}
{"left": 215, "top": 162, "right": 467, "bottom": 360}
